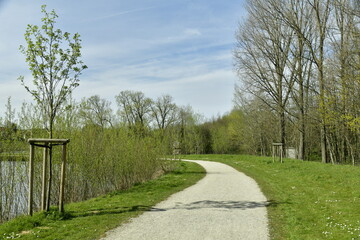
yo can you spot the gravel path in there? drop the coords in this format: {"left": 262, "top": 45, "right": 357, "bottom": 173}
{"left": 102, "top": 160, "right": 269, "bottom": 240}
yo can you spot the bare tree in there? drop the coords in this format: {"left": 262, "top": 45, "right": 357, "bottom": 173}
{"left": 271, "top": 0, "right": 316, "bottom": 160}
{"left": 234, "top": 0, "right": 295, "bottom": 155}
{"left": 151, "top": 95, "right": 177, "bottom": 130}
{"left": 303, "top": 0, "right": 333, "bottom": 163}
{"left": 115, "top": 90, "right": 152, "bottom": 134}
{"left": 79, "top": 95, "right": 113, "bottom": 128}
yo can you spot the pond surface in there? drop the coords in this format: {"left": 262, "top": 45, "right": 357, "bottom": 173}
{"left": 1, "top": 161, "right": 29, "bottom": 221}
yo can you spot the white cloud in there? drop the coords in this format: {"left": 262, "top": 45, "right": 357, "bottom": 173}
{"left": 89, "top": 6, "right": 158, "bottom": 22}
{"left": 70, "top": 46, "right": 236, "bottom": 119}
{"left": 0, "top": 0, "right": 246, "bottom": 121}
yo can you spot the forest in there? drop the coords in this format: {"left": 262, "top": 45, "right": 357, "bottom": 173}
{"left": 233, "top": 0, "right": 360, "bottom": 164}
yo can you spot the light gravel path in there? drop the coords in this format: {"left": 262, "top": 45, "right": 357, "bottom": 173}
{"left": 102, "top": 160, "right": 269, "bottom": 240}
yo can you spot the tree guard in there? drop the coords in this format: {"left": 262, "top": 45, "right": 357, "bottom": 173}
{"left": 27, "top": 138, "right": 70, "bottom": 216}
{"left": 272, "top": 143, "right": 284, "bottom": 163}
{"left": 172, "top": 141, "right": 181, "bottom": 160}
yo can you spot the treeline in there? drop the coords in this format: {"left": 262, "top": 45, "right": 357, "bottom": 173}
{"left": 233, "top": 0, "right": 360, "bottom": 163}
{"left": 0, "top": 92, "right": 204, "bottom": 222}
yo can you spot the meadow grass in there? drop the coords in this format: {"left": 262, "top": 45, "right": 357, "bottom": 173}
{"left": 184, "top": 154, "right": 360, "bottom": 240}
{"left": 0, "top": 161, "right": 205, "bottom": 240}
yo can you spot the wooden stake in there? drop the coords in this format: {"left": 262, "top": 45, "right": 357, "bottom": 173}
{"left": 59, "top": 143, "right": 67, "bottom": 213}
{"left": 28, "top": 144, "right": 35, "bottom": 216}
{"left": 41, "top": 144, "right": 48, "bottom": 211}
{"left": 27, "top": 138, "right": 70, "bottom": 215}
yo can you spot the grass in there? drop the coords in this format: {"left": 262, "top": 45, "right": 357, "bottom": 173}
{"left": 184, "top": 154, "right": 360, "bottom": 240}
{"left": 0, "top": 161, "right": 205, "bottom": 240}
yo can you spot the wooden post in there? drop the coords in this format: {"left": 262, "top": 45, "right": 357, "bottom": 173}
{"left": 28, "top": 144, "right": 35, "bottom": 216}
{"left": 59, "top": 143, "right": 67, "bottom": 213}
{"left": 272, "top": 143, "right": 284, "bottom": 163}
{"left": 41, "top": 144, "right": 48, "bottom": 211}
{"left": 27, "top": 138, "right": 70, "bottom": 215}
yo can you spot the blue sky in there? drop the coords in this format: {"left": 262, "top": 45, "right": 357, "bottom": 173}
{"left": 0, "top": 0, "right": 246, "bottom": 120}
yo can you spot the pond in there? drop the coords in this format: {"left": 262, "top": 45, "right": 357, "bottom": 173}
{"left": 1, "top": 161, "right": 29, "bottom": 222}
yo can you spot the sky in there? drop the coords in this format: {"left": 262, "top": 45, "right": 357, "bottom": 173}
{"left": 0, "top": 0, "right": 247, "bottom": 120}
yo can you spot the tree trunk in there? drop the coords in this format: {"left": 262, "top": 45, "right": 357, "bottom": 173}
{"left": 321, "top": 124, "right": 328, "bottom": 163}
{"left": 299, "top": 124, "right": 305, "bottom": 160}
{"left": 46, "top": 119, "right": 53, "bottom": 211}
{"left": 280, "top": 109, "right": 286, "bottom": 158}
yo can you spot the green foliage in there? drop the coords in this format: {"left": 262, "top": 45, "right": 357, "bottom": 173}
{"left": 185, "top": 154, "right": 360, "bottom": 240}
{"left": 18, "top": 5, "right": 87, "bottom": 136}
{"left": 197, "top": 109, "right": 247, "bottom": 154}
{"left": 0, "top": 161, "right": 205, "bottom": 240}
{"left": 1, "top": 88, "right": 207, "bottom": 222}
{"left": 78, "top": 95, "right": 113, "bottom": 128}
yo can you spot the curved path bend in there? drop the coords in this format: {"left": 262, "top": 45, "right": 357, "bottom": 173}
{"left": 102, "top": 160, "right": 269, "bottom": 240}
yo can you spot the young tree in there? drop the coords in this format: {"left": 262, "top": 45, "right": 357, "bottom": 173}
{"left": 19, "top": 5, "right": 87, "bottom": 139}
{"left": 18, "top": 5, "right": 87, "bottom": 210}
{"left": 3, "top": 97, "right": 17, "bottom": 141}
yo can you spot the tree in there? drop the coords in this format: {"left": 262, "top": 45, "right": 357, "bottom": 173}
{"left": 233, "top": 0, "right": 360, "bottom": 163}
{"left": 79, "top": 95, "right": 113, "bottom": 128}
{"left": 2, "top": 97, "right": 17, "bottom": 141}
{"left": 18, "top": 5, "right": 87, "bottom": 210}
{"left": 269, "top": 0, "right": 316, "bottom": 160}
{"left": 115, "top": 90, "right": 152, "bottom": 134}
{"left": 151, "top": 95, "right": 177, "bottom": 130}
{"left": 234, "top": 0, "right": 295, "bottom": 156}
{"left": 176, "top": 105, "right": 205, "bottom": 154}
{"left": 307, "top": 0, "right": 332, "bottom": 163}
{"left": 19, "top": 5, "right": 87, "bottom": 139}
{"left": 234, "top": 93, "right": 278, "bottom": 155}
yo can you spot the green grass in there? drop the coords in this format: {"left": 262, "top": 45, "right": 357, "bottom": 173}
{"left": 184, "top": 154, "right": 360, "bottom": 240}
{"left": 0, "top": 161, "right": 205, "bottom": 240}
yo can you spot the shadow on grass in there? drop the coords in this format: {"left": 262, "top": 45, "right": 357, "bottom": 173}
{"left": 68, "top": 205, "right": 152, "bottom": 219}
{"left": 172, "top": 171, "right": 205, "bottom": 175}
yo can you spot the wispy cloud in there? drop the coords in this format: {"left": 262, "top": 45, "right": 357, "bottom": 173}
{"left": 0, "top": 0, "right": 246, "bottom": 119}
{"left": 89, "top": 6, "right": 158, "bottom": 22}
{"left": 184, "top": 28, "right": 202, "bottom": 37}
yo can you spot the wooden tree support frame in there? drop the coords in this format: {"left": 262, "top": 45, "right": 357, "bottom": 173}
{"left": 27, "top": 138, "right": 70, "bottom": 216}
{"left": 272, "top": 143, "right": 284, "bottom": 163}
{"left": 172, "top": 141, "right": 181, "bottom": 160}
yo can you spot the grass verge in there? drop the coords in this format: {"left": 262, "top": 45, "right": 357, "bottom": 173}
{"left": 184, "top": 154, "right": 360, "bottom": 240}
{"left": 0, "top": 161, "right": 205, "bottom": 240}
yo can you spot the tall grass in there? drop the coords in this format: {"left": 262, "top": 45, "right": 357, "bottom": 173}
{"left": 0, "top": 126, "right": 171, "bottom": 223}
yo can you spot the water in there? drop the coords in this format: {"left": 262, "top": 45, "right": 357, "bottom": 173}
{"left": 1, "top": 161, "right": 28, "bottom": 222}
{"left": 1, "top": 160, "right": 65, "bottom": 222}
